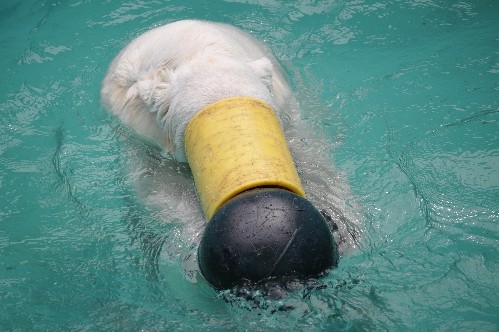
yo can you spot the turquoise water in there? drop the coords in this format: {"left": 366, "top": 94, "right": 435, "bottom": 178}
{"left": 1, "top": 0, "right": 498, "bottom": 330}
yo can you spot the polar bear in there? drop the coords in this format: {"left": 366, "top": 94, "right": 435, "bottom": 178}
{"left": 101, "top": 20, "right": 360, "bottom": 289}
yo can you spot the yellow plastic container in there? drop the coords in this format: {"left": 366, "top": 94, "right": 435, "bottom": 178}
{"left": 185, "top": 96, "right": 305, "bottom": 220}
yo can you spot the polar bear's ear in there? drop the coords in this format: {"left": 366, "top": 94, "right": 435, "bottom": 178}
{"left": 248, "top": 57, "right": 273, "bottom": 92}
{"left": 126, "top": 69, "right": 172, "bottom": 113}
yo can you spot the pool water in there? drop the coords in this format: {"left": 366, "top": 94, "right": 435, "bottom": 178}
{"left": 1, "top": 0, "right": 498, "bottom": 330}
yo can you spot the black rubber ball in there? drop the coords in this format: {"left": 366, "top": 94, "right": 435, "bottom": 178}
{"left": 198, "top": 187, "right": 339, "bottom": 289}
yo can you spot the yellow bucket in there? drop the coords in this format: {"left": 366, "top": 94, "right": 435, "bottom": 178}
{"left": 184, "top": 96, "right": 305, "bottom": 220}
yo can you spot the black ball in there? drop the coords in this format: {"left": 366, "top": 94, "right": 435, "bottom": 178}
{"left": 198, "top": 187, "right": 339, "bottom": 289}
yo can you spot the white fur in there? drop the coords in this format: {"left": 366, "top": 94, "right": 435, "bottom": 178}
{"left": 101, "top": 19, "right": 294, "bottom": 161}
{"left": 101, "top": 20, "right": 361, "bottom": 268}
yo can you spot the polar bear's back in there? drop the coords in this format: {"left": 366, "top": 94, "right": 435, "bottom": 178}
{"left": 111, "top": 20, "right": 269, "bottom": 84}
{"left": 101, "top": 20, "right": 294, "bottom": 152}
